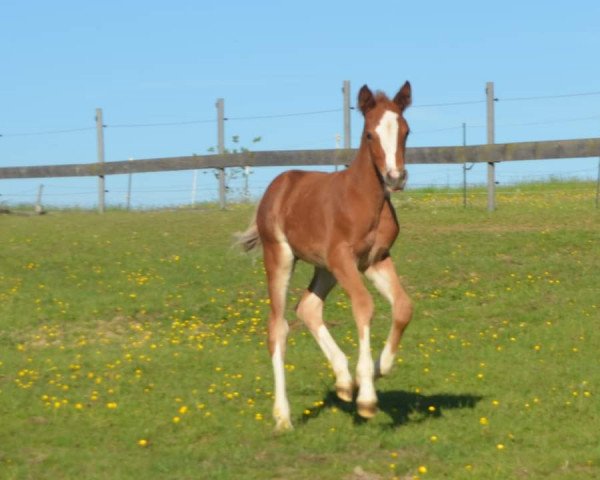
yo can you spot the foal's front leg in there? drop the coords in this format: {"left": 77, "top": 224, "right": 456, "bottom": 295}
{"left": 365, "top": 256, "right": 413, "bottom": 378}
{"left": 329, "top": 251, "right": 378, "bottom": 418}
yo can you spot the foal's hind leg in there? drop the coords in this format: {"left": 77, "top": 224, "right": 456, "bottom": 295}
{"left": 296, "top": 268, "right": 354, "bottom": 402}
{"left": 263, "top": 241, "right": 295, "bottom": 431}
{"left": 365, "top": 256, "right": 413, "bottom": 378}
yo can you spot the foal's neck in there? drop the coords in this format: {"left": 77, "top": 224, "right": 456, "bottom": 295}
{"left": 347, "top": 142, "right": 386, "bottom": 204}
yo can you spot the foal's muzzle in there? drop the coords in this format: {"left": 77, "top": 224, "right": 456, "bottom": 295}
{"left": 385, "top": 169, "right": 408, "bottom": 192}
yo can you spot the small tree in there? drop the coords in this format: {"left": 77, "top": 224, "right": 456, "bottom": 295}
{"left": 208, "top": 135, "right": 261, "bottom": 202}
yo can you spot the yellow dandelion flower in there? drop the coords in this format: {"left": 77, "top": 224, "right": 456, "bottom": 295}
{"left": 479, "top": 417, "right": 489, "bottom": 425}
{"left": 418, "top": 465, "right": 428, "bottom": 474}
{"left": 137, "top": 439, "right": 149, "bottom": 447}
{"left": 172, "top": 416, "right": 181, "bottom": 424}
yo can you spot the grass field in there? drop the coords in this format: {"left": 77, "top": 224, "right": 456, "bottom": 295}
{"left": 1, "top": 182, "right": 599, "bottom": 479}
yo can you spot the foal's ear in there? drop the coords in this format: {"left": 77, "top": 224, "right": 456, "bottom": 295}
{"left": 358, "top": 85, "right": 376, "bottom": 115}
{"left": 393, "top": 81, "right": 412, "bottom": 111}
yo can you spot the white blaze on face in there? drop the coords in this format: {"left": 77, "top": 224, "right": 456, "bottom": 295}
{"left": 374, "top": 110, "right": 400, "bottom": 177}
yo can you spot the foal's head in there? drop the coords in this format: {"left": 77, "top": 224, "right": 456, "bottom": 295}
{"left": 358, "top": 82, "right": 412, "bottom": 191}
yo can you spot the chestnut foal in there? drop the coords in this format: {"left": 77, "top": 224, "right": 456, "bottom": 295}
{"left": 238, "top": 82, "right": 414, "bottom": 430}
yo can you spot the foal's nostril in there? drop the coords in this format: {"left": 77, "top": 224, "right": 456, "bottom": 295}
{"left": 385, "top": 169, "right": 408, "bottom": 191}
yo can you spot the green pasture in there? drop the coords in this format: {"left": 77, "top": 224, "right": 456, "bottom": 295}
{"left": 1, "top": 182, "right": 599, "bottom": 479}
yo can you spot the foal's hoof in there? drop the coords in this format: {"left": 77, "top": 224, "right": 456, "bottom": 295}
{"left": 335, "top": 383, "right": 355, "bottom": 403}
{"left": 374, "top": 358, "right": 392, "bottom": 380}
{"left": 357, "top": 401, "right": 378, "bottom": 419}
{"left": 274, "top": 417, "right": 294, "bottom": 432}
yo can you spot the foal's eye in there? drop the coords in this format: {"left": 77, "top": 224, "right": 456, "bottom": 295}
{"left": 366, "top": 132, "right": 373, "bottom": 140}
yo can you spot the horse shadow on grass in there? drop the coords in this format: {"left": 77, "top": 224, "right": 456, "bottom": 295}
{"left": 298, "top": 389, "right": 482, "bottom": 428}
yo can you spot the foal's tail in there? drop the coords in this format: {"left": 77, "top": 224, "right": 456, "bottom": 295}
{"left": 234, "top": 213, "right": 261, "bottom": 253}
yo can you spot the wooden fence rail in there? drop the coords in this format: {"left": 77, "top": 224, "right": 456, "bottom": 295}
{"left": 1, "top": 138, "right": 599, "bottom": 179}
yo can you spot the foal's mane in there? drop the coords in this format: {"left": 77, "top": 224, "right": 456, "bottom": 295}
{"left": 373, "top": 91, "right": 401, "bottom": 112}
{"left": 374, "top": 91, "right": 390, "bottom": 102}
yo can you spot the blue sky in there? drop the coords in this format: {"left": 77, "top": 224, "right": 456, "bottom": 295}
{"left": 1, "top": 0, "right": 600, "bottom": 207}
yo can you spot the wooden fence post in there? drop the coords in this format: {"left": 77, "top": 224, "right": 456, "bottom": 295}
{"left": 35, "top": 184, "right": 44, "bottom": 214}
{"left": 96, "top": 108, "right": 106, "bottom": 214}
{"left": 596, "top": 157, "right": 600, "bottom": 208}
{"left": 343, "top": 80, "right": 351, "bottom": 149}
{"left": 486, "top": 82, "right": 496, "bottom": 212}
{"left": 216, "top": 98, "right": 226, "bottom": 209}
{"left": 126, "top": 158, "right": 133, "bottom": 210}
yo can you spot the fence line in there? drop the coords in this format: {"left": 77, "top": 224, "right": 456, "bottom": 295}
{"left": 2, "top": 80, "right": 600, "bottom": 211}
